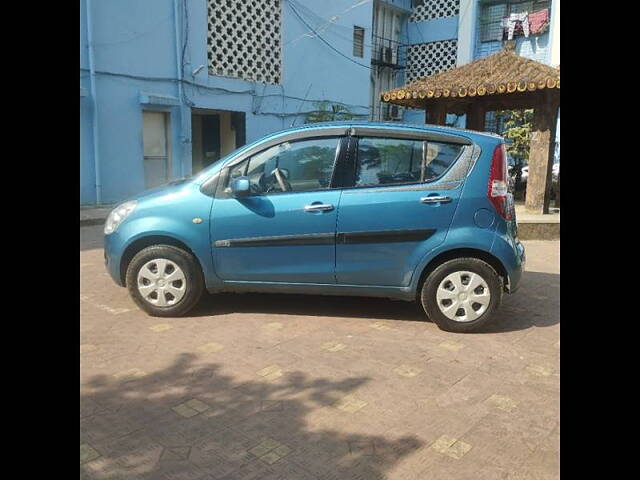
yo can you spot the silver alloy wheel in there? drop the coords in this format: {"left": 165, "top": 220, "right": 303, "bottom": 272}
{"left": 137, "top": 258, "right": 187, "bottom": 307}
{"left": 436, "top": 270, "right": 491, "bottom": 322}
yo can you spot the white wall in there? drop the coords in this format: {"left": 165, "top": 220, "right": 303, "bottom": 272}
{"left": 456, "top": 0, "right": 477, "bottom": 66}
{"left": 549, "top": 0, "right": 560, "bottom": 66}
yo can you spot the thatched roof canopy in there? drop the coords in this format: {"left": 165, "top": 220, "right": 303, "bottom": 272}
{"left": 381, "top": 46, "right": 560, "bottom": 111}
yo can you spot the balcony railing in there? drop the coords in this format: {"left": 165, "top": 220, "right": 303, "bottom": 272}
{"left": 371, "top": 35, "right": 406, "bottom": 68}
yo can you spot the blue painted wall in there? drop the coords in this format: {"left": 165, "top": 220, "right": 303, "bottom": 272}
{"left": 80, "top": 0, "right": 373, "bottom": 205}
{"left": 407, "top": 16, "right": 459, "bottom": 45}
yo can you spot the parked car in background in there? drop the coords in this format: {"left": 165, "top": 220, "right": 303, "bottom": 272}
{"left": 103, "top": 122, "right": 525, "bottom": 333}
{"left": 552, "top": 161, "right": 559, "bottom": 183}
{"left": 507, "top": 154, "right": 516, "bottom": 191}
{"left": 519, "top": 161, "right": 559, "bottom": 200}
{"left": 520, "top": 164, "right": 529, "bottom": 184}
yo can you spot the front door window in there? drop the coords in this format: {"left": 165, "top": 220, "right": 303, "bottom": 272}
{"left": 228, "top": 137, "right": 340, "bottom": 194}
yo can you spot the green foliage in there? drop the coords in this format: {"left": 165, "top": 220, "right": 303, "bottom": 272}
{"left": 495, "top": 109, "right": 533, "bottom": 162}
{"left": 305, "top": 101, "right": 356, "bottom": 123}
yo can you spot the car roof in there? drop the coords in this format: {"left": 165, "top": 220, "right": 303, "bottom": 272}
{"left": 279, "top": 121, "right": 503, "bottom": 143}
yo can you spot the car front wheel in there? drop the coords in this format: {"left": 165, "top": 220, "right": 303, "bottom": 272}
{"left": 420, "top": 258, "right": 503, "bottom": 333}
{"left": 126, "top": 245, "right": 204, "bottom": 317}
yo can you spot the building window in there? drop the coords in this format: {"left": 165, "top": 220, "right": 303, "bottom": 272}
{"left": 353, "top": 26, "right": 365, "bottom": 58}
{"left": 207, "top": 0, "right": 282, "bottom": 84}
{"left": 407, "top": 39, "right": 457, "bottom": 83}
{"left": 410, "top": 0, "right": 460, "bottom": 23}
{"left": 142, "top": 111, "right": 171, "bottom": 189}
{"left": 479, "top": 1, "right": 551, "bottom": 43}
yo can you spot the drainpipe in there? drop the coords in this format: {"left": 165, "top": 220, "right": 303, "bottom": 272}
{"left": 173, "top": 0, "right": 186, "bottom": 177}
{"left": 86, "top": 0, "right": 102, "bottom": 204}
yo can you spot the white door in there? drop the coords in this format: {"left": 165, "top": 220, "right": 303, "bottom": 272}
{"left": 142, "top": 111, "right": 170, "bottom": 188}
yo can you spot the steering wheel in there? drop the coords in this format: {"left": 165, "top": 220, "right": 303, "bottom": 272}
{"left": 271, "top": 167, "right": 292, "bottom": 192}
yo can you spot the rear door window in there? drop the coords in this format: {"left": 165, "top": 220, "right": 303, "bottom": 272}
{"left": 353, "top": 137, "right": 464, "bottom": 187}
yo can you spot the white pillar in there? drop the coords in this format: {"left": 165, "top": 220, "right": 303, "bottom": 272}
{"left": 456, "top": 0, "right": 477, "bottom": 66}
{"left": 549, "top": 0, "right": 560, "bottom": 67}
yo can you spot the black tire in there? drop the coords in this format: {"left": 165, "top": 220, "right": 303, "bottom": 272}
{"left": 420, "top": 257, "right": 503, "bottom": 333}
{"left": 126, "top": 245, "right": 205, "bottom": 317}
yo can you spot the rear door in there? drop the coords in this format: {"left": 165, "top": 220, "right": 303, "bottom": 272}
{"left": 335, "top": 130, "right": 472, "bottom": 287}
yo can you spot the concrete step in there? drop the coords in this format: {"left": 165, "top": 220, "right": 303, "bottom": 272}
{"left": 517, "top": 221, "right": 560, "bottom": 240}
{"left": 80, "top": 206, "right": 112, "bottom": 226}
{"left": 514, "top": 205, "right": 560, "bottom": 240}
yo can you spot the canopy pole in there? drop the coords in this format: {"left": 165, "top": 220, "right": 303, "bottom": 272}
{"left": 425, "top": 104, "right": 446, "bottom": 125}
{"left": 466, "top": 104, "right": 485, "bottom": 131}
{"left": 525, "top": 94, "right": 559, "bottom": 214}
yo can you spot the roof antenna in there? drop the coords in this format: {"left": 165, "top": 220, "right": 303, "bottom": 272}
{"left": 291, "top": 83, "right": 313, "bottom": 127}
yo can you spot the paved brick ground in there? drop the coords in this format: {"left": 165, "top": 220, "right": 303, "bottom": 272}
{"left": 81, "top": 225, "right": 559, "bottom": 480}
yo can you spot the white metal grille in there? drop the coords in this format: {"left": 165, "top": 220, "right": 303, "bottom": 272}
{"left": 407, "top": 40, "right": 457, "bottom": 83}
{"left": 410, "top": 0, "right": 460, "bottom": 22}
{"left": 207, "top": 0, "right": 282, "bottom": 84}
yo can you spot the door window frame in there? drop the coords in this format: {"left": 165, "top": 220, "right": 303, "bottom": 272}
{"left": 215, "top": 135, "right": 351, "bottom": 198}
{"left": 341, "top": 135, "right": 468, "bottom": 191}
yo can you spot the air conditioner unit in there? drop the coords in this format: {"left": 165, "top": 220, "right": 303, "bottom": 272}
{"left": 381, "top": 46, "right": 394, "bottom": 64}
{"left": 382, "top": 104, "right": 402, "bottom": 121}
{"left": 390, "top": 105, "right": 402, "bottom": 120}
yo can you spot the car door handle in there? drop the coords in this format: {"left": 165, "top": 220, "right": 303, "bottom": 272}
{"left": 421, "top": 196, "right": 452, "bottom": 204}
{"left": 304, "top": 203, "right": 334, "bottom": 212}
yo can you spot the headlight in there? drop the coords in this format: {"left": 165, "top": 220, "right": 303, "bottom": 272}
{"left": 104, "top": 201, "right": 137, "bottom": 235}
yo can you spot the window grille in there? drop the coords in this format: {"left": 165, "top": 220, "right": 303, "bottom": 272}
{"left": 207, "top": 0, "right": 282, "bottom": 84}
{"left": 407, "top": 40, "right": 457, "bottom": 83}
{"left": 353, "top": 26, "right": 365, "bottom": 58}
{"left": 410, "top": 0, "right": 460, "bottom": 22}
{"left": 478, "top": 0, "right": 551, "bottom": 43}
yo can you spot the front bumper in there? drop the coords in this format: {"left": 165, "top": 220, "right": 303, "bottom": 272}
{"left": 104, "top": 233, "right": 125, "bottom": 287}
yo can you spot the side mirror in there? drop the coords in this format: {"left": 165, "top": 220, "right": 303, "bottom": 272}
{"left": 229, "top": 176, "right": 251, "bottom": 197}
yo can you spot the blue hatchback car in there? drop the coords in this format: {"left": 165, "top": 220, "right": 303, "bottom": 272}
{"left": 104, "top": 122, "right": 525, "bottom": 332}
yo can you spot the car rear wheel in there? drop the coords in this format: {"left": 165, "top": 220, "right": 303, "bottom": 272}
{"left": 420, "top": 258, "right": 503, "bottom": 333}
{"left": 126, "top": 245, "right": 204, "bottom": 317}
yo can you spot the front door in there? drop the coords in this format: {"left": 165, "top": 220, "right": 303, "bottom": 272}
{"left": 211, "top": 136, "right": 343, "bottom": 284}
{"left": 335, "top": 135, "right": 468, "bottom": 286}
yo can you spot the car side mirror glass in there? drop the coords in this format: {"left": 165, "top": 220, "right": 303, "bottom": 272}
{"left": 229, "top": 176, "right": 251, "bottom": 197}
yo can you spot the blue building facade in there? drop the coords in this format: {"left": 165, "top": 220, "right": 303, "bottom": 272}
{"left": 80, "top": 0, "right": 559, "bottom": 205}
{"left": 80, "top": 0, "right": 375, "bottom": 205}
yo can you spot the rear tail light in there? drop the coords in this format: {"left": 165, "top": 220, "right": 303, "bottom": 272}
{"left": 487, "top": 143, "right": 513, "bottom": 220}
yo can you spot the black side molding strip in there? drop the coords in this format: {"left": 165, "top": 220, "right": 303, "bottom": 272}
{"left": 337, "top": 229, "right": 436, "bottom": 244}
{"left": 214, "top": 232, "right": 335, "bottom": 248}
{"left": 214, "top": 229, "right": 436, "bottom": 248}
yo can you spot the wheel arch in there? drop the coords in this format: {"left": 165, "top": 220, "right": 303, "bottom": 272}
{"left": 119, "top": 235, "right": 202, "bottom": 286}
{"left": 415, "top": 247, "right": 509, "bottom": 298}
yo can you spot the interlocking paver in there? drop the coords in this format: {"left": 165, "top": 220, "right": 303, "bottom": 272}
{"left": 321, "top": 341, "right": 346, "bottom": 352}
{"left": 149, "top": 323, "right": 173, "bottom": 332}
{"left": 485, "top": 394, "right": 518, "bottom": 412}
{"left": 80, "top": 444, "right": 100, "bottom": 464}
{"left": 81, "top": 225, "right": 559, "bottom": 480}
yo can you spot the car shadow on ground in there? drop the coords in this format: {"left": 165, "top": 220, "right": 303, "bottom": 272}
{"left": 188, "top": 270, "right": 559, "bottom": 334}
{"left": 80, "top": 353, "right": 424, "bottom": 479}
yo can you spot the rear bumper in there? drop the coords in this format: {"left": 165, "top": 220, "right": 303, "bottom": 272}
{"left": 507, "top": 240, "right": 525, "bottom": 293}
{"left": 490, "top": 229, "right": 525, "bottom": 294}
